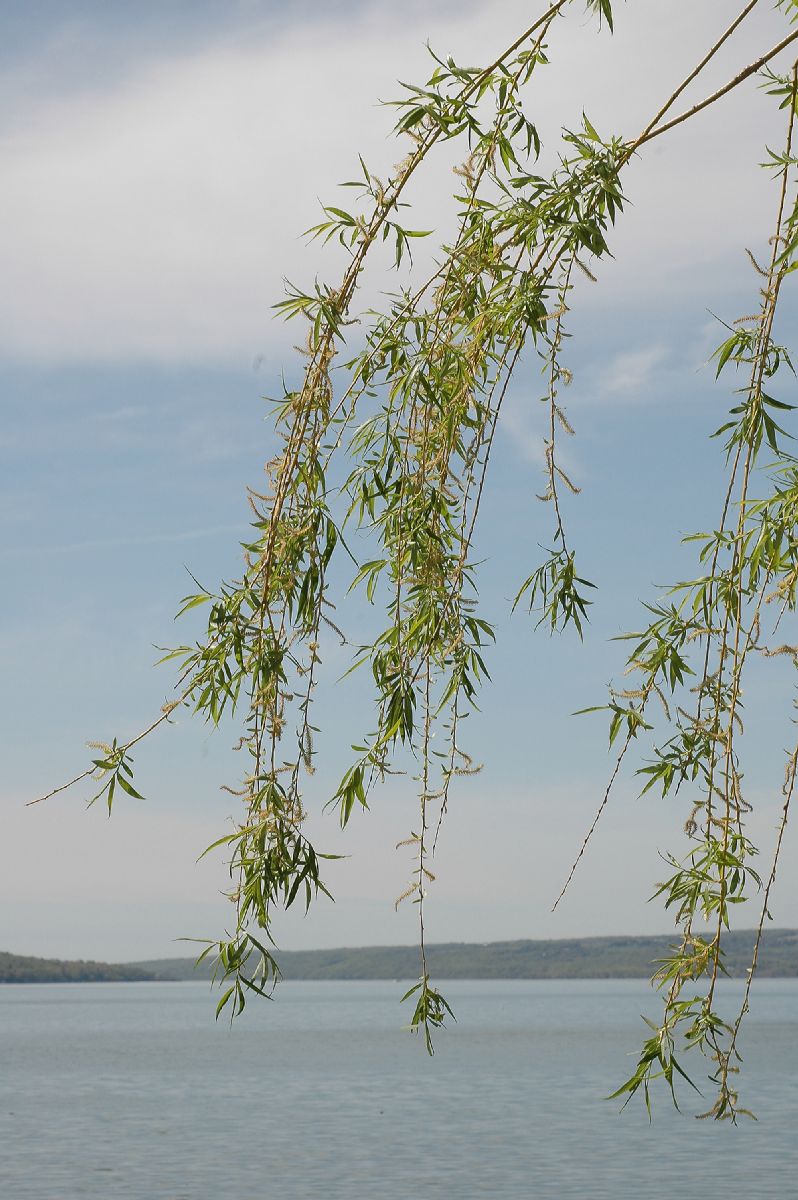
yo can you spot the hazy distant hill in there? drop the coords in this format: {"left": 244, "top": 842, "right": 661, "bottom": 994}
{"left": 0, "top": 951, "right": 155, "bottom": 983}
{"left": 128, "top": 929, "right": 798, "bottom": 982}
{"left": 4, "top": 931, "right": 795, "bottom": 984}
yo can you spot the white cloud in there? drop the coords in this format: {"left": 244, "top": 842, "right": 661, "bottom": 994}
{"left": 0, "top": 6, "right": 462, "bottom": 362}
{"left": 499, "top": 388, "right": 548, "bottom": 467}
{"left": 0, "top": 1, "right": 791, "bottom": 363}
{"left": 598, "top": 344, "right": 667, "bottom": 398}
{"left": 497, "top": 342, "right": 668, "bottom": 470}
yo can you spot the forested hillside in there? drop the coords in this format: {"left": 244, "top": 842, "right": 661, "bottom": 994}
{"left": 0, "top": 952, "right": 154, "bottom": 983}
{"left": 129, "top": 929, "right": 798, "bottom": 982}
{"left": 4, "top": 931, "right": 796, "bottom": 984}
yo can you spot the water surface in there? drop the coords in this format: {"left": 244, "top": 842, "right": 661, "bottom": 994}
{"left": 1, "top": 979, "right": 795, "bottom": 1198}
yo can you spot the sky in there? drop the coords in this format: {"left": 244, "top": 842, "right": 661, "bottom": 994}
{"left": 2, "top": 0, "right": 798, "bottom": 962}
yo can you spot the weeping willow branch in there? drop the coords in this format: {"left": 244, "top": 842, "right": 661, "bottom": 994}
{"left": 30, "top": 1, "right": 798, "bottom": 1114}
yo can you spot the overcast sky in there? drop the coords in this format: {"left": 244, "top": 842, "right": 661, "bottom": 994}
{"left": 3, "top": 0, "right": 798, "bottom": 962}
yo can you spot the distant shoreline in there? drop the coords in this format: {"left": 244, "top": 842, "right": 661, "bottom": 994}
{"left": 3, "top": 929, "right": 797, "bottom": 984}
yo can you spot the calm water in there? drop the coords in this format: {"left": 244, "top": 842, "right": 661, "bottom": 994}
{"left": 0, "top": 979, "right": 795, "bottom": 1198}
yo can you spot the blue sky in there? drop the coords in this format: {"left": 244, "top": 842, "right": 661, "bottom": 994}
{"left": 2, "top": 0, "right": 798, "bottom": 960}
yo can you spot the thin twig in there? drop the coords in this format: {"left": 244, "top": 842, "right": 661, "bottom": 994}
{"left": 637, "top": 27, "right": 798, "bottom": 148}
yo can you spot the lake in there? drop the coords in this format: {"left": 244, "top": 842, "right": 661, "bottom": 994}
{"left": 0, "top": 979, "right": 795, "bottom": 1198}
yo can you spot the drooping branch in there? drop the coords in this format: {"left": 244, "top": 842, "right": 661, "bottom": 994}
{"left": 28, "top": 3, "right": 798, "bottom": 1109}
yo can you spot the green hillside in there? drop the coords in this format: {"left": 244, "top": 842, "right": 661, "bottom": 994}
{"left": 0, "top": 951, "right": 155, "bottom": 983}
{"left": 129, "top": 928, "right": 798, "bottom": 982}
{"left": 4, "top": 930, "right": 795, "bottom": 984}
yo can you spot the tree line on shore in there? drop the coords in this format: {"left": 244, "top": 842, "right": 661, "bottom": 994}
{"left": 3, "top": 929, "right": 796, "bottom": 984}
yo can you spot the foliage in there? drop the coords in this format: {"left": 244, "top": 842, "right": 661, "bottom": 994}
{"left": 31, "top": 0, "right": 798, "bottom": 1119}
